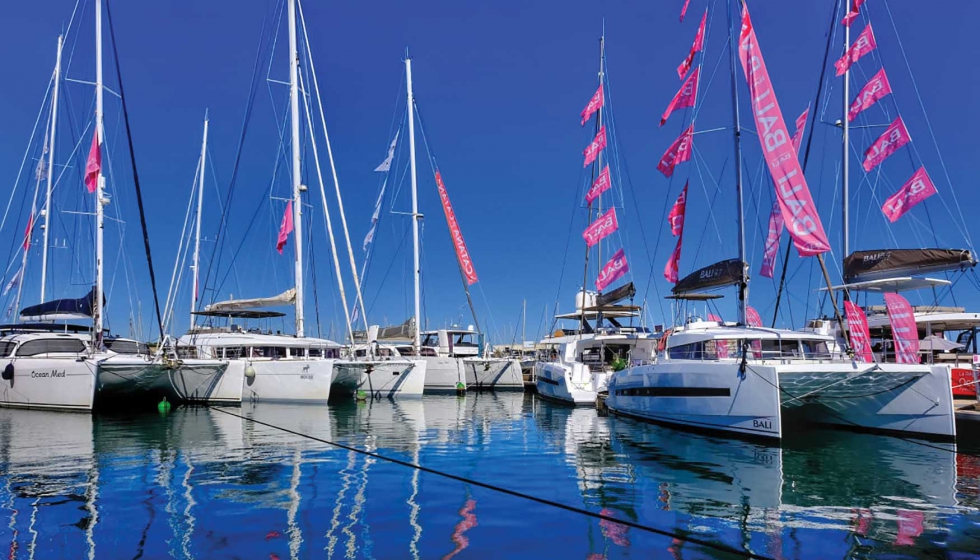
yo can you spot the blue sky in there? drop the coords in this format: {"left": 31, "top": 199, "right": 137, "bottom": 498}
{"left": 1, "top": 0, "right": 978, "bottom": 343}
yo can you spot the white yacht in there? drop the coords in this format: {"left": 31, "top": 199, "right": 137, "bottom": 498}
{"left": 333, "top": 339, "right": 426, "bottom": 398}
{"left": 606, "top": 317, "right": 956, "bottom": 440}
{"left": 400, "top": 327, "right": 522, "bottom": 392}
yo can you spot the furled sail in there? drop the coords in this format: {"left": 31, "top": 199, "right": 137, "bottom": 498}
{"left": 20, "top": 287, "right": 102, "bottom": 320}
{"left": 596, "top": 282, "right": 636, "bottom": 307}
{"left": 671, "top": 259, "right": 747, "bottom": 295}
{"left": 843, "top": 249, "right": 975, "bottom": 283}
{"left": 204, "top": 288, "right": 296, "bottom": 312}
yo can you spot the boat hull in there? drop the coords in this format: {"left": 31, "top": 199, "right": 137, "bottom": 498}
{"left": 154, "top": 359, "right": 237, "bottom": 404}
{"left": 534, "top": 361, "right": 607, "bottom": 406}
{"left": 239, "top": 359, "right": 334, "bottom": 403}
{"left": 0, "top": 357, "right": 98, "bottom": 411}
{"left": 332, "top": 359, "right": 426, "bottom": 398}
{"left": 462, "top": 358, "right": 524, "bottom": 391}
{"left": 96, "top": 358, "right": 170, "bottom": 406}
{"left": 421, "top": 357, "right": 467, "bottom": 392}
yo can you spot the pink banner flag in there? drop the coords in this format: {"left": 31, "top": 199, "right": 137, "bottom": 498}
{"left": 585, "top": 165, "right": 612, "bottom": 205}
{"left": 276, "top": 200, "right": 293, "bottom": 255}
{"left": 841, "top": 0, "right": 867, "bottom": 27}
{"left": 581, "top": 84, "right": 604, "bottom": 126}
{"left": 661, "top": 67, "right": 699, "bottom": 126}
{"left": 844, "top": 301, "right": 874, "bottom": 362}
{"left": 863, "top": 116, "right": 910, "bottom": 172}
{"left": 849, "top": 68, "right": 892, "bottom": 122}
{"left": 23, "top": 214, "right": 33, "bottom": 251}
{"left": 881, "top": 166, "right": 936, "bottom": 223}
{"left": 84, "top": 129, "right": 101, "bottom": 194}
{"left": 596, "top": 248, "right": 629, "bottom": 291}
{"left": 677, "top": 10, "right": 707, "bottom": 80}
{"left": 657, "top": 125, "right": 694, "bottom": 178}
{"left": 738, "top": 5, "right": 831, "bottom": 257}
{"left": 583, "top": 207, "right": 619, "bottom": 247}
{"left": 759, "top": 202, "right": 785, "bottom": 279}
{"left": 746, "top": 306, "right": 762, "bottom": 327}
{"left": 708, "top": 313, "right": 722, "bottom": 322}
{"left": 679, "top": 0, "right": 691, "bottom": 22}
{"left": 884, "top": 292, "right": 920, "bottom": 364}
{"left": 667, "top": 183, "right": 688, "bottom": 236}
{"left": 436, "top": 171, "right": 479, "bottom": 285}
{"left": 664, "top": 237, "right": 682, "bottom": 283}
{"left": 583, "top": 126, "right": 607, "bottom": 168}
{"left": 791, "top": 106, "right": 809, "bottom": 154}
{"left": 835, "top": 23, "right": 877, "bottom": 76}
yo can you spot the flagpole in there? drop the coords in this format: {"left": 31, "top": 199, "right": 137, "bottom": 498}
{"left": 40, "top": 35, "right": 62, "bottom": 304}
{"left": 406, "top": 53, "right": 422, "bottom": 354}
{"left": 95, "top": 0, "right": 105, "bottom": 346}
{"left": 190, "top": 112, "right": 208, "bottom": 330}
{"left": 287, "top": 0, "right": 305, "bottom": 337}
{"left": 727, "top": 0, "right": 748, "bottom": 326}
{"left": 578, "top": 31, "right": 604, "bottom": 334}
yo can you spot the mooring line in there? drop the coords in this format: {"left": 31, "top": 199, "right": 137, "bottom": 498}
{"left": 207, "top": 405, "right": 774, "bottom": 560}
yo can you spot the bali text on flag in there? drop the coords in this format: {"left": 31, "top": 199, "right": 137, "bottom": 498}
{"left": 738, "top": 4, "right": 831, "bottom": 256}
{"left": 585, "top": 165, "right": 612, "bottom": 205}
{"left": 862, "top": 116, "right": 910, "bottom": 172}
{"left": 667, "top": 183, "right": 688, "bottom": 236}
{"left": 884, "top": 292, "right": 920, "bottom": 364}
{"left": 596, "top": 248, "right": 629, "bottom": 291}
{"left": 657, "top": 125, "right": 694, "bottom": 178}
{"left": 791, "top": 105, "right": 809, "bottom": 154}
{"left": 661, "top": 67, "right": 699, "bottom": 126}
{"left": 581, "top": 84, "right": 604, "bottom": 126}
{"left": 849, "top": 68, "right": 892, "bottom": 122}
{"left": 881, "top": 166, "right": 936, "bottom": 223}
{"left": 835, "top": 23, "right": 876, "bottom": 76}
{"left": 582, "top": 208, "right": 619, "bottom": 248}
{"left": 844, "top": 301, "right": 874, "bottom": 363}
{"left": 583, "top": 126, "right": 607, "bottom": 168}
{"left": 276, "top": 200, "right": 294, "bottom": 255}
{"left": 435, "top": 171, "right": 478, "bottom": 285}
{"left": 677, "top": 10, "right": 707, "bottom": 80}
{"left": 84, "top": 129, "right": 101, "bottom": 194}
{"left": 759, "top": 202, "right": 785, "bottom": 279}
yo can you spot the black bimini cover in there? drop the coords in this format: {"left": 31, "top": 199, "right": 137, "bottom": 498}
{"left": 596, "top": 282, "right": 636, "bottom": 307}
{"left": 19, "top": 287, "right": 102, "bottom": 319}
{"left": 843, "top": 249, "right": 975, "bottom": 283}
{"left": 671, "top": 259, "right": 746, "bottom": 295}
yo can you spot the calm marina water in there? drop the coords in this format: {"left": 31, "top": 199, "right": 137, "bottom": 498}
{"left": 1, "top": 393, "right": 978, "bottom": 559}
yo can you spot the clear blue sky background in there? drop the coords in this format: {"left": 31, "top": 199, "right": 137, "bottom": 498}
{"left": 1, "top": 0, "right": 977, "bottom": 343}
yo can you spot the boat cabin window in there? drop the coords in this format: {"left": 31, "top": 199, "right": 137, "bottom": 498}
{"left": 801, "top": 340, "right": 831, "bottom": 358}
{"left": 223, "top": 347, "right": 246, "bottom": 359}
{"left": 16, "top": 338, "right": 86, "bottom": 357}
{"left": 0, "top": 342, "right": 14, "bottom": 358}
{"left": 453, "top": 333, "right": 478, "bottom": 347}
{"left": 325, "top": 348, "right": 339, "bottom": 359}
{"left": 104, "top": 339, "right": 148, "bottom": 355}
{"left": 250, "top": 346, "right": 287, "bottom": 359}
{"left": 669, "top": 341, "right": 705, "bottom": 360}
{"left": 420, "top": 334, "right": 439, "bottom": 347}
{"left": 289, "top": 347, "right": 306, "bottom": 358}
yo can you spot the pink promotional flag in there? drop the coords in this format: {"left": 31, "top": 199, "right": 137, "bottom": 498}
{"left": 679, "top": 0, "right": 691, "bottom": 22}
{"left": 596, "top": 248, "right": 629, "bottom": 291}
{"left": 667, "top": 183, "right": 688, "bottom": 236}
{"left": 23, "top": 214, "right": 33, "bottom": 251}
{"left": 881, "top": 166, "right": 937, "bottom": 223}
{"left": 738, "top": 5, "right": 831, "bottom": 257}
{"left": 708, "top": 313, "right": 722, "bottom": 322}
{"left": 661, "top": 67, "right": 699, "bottom": 126}
{"left": 835, "top": 24, "right": 877, "bottom": 76}
{"left": 583, "top": 126, "right": 607, "bottom": 168}
{"left": 849, "top": 68, "right": 892, "bottom": 122}
{"left": 276, "top": 200, "right": 294, "bottom": 255}
{"left": 585, "top": 165, "right": 612, "bottom": 205}
{"left": 657, "top": 125, "right": 694, "bottom": 178}
{"left": 581, "top": 84, "right": 604, "bottom": 126}
{"left": 436, "top": 171, "right": 479, "bottom": 285}
{"left": 84, "top": 129, "right": 101, "bottom": 194}
{"left": 677, "top": 10, "right": 707, "bottom": 80}
{"left": 844, "top": 301, "right": 874, "bottom": 362}
{"left": 664, "top": 237, "right": 682, "bottom": 283}
{"left": 746, "top": 306, "right": 762, "bottom": 327}
{"left": 884, "top": 292, "right": 920, "bottom": 364}
{"left": 841, "top": 0, "right": 867, "bottom": 27}
{"left": 582, "top": 207, "right": 619, "bottom": 248}
{"left": 791, "top": 106, "right": 809, "bottom": 154}
{"left": 863, "top": 116, "right": 910, "bottom": 172}
{"left": 759, "top": 201, "right": 785, "bottom": 279}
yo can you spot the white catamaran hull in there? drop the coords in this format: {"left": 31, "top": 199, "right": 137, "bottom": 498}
{"left": 534, "top": 361, "right": 608, "bottom": 406}
{"left": 463, "top": 358, "right": 524, "bottom": 391}
{"left": 421, "top": 357, "right": 467, "bottom": 392}
{"left": 239, "top": 359, "right": 334, "bottom": 403}
{"left": 96, "top": 357, "right": 170, "bottom": 403}
{"left": 0, "top": 357, "right": 99, "bottom": 411}
{"left": 606, "top": 361, "right": 956, "bottom": 440}
{"left": 332, "top": 359, "right": 427, "bottom": 398}
{"left": 154, "top": 359, "right": 237, "bottom": 404}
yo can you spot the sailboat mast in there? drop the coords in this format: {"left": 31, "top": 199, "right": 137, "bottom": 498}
{"left": 288, "top": 0, "right": 305, "bottom": 337}
{"left": 190, "top": 114, "right": 208, "bottom": 328}
{"left": 728, "top": 0, "right": 748, "bottom": 325}
{"left": 40, "top": 35, "right": 62, "bottom": 303}
{"left": 578, "top": 32, "right": 605, "bottom": 333}
{"left": 842, "top": 16, "right": 851, "bottom": 262}
{"left": 406, "top": 55, "right": 422, "bottom": 353}
{"left": 95, "top": 0, "right": 105, "bottom": 343}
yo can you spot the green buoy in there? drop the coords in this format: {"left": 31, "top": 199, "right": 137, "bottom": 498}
{"left": 158, "top": 397, "right": 171, "bottom": 414}
{"left": 455, "top": 381, "right": 466, "bottom": 396}
{"left": 356, "top": 390, "right": 367, "bottom": 401}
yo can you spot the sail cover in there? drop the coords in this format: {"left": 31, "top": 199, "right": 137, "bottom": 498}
{"left": 20, "top": 287, "right": 102, "bottom": 320}
{"left": 596, "top": 282, "right": 636, "bottom": 307}
{"left": 204, "top": 288, "right": 296, "bottom": 312}
{"left": 843, "top": 249, "right": 975, "bottom": 283}
{"left": 671, "top": 259, "right": 747, "bottom": 295}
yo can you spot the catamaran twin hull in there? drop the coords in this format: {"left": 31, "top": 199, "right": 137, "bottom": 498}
{"left": 534, "top": 361, "right": 609, "bottom": 406}
{"left": 331, "top": 360, "right": 427, "bottom": 398}
{"left": 606, "top": 362, "right": 956, "bottom": 440}
{"left": 422, "top": 357, "right": 524, "bottom": 392}
{"left": 153, "top": 359, "right": 238, "bottom": 404}
{"left": 239, "top": 359, "right": 334, "bottom": 403}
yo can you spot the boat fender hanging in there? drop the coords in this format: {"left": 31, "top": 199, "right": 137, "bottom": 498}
{"left": 2, "top": 363, "right": 13, "bottom": 383}
{"left": 245, "top": 363, "right": 256, "bottom": 385}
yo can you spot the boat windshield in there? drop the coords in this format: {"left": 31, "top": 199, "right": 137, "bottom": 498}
{"left": 669, "top": 338, "right": 831, "bottom": 361}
